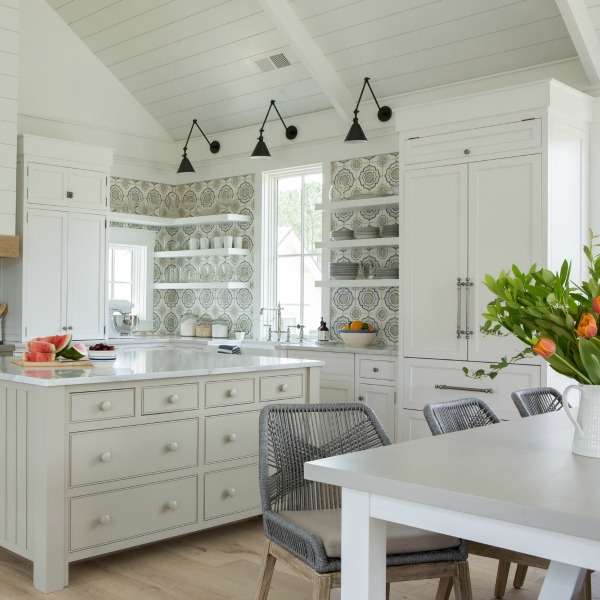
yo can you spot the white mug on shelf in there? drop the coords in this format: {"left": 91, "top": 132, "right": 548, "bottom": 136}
{"left": 213, "top": 237, "right": 224, "bottom": 249}
{"left": 233, "top": 236, "right": 243, "bottom": 249}
{"left": 224, "top": 235, "right": 233, "bottom": 248}
{"left": 189, "top": 238, "right": 199, "bottom": 250}
{"left": 200, "top": 237, "right": 210, "bottom": 250}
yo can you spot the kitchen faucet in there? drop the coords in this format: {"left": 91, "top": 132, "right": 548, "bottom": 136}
{"left": 259, "top": 302, "right": 285, "bottom": 341}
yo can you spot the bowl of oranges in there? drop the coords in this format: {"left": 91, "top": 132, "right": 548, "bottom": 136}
{"left": 338, "top": 320, "right": 377, "bottom": 347}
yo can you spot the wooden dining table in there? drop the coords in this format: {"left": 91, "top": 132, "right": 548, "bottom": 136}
{"left": 305, "top": 411, "right": 600, "bottom": 599}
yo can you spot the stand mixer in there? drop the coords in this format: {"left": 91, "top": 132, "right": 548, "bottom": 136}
{"left": 108, "top": 299, "right": 139, "bottom": 337}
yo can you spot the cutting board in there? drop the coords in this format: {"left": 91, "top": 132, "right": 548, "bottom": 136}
{"left": 11, "top": 358, "right": 93, "bottom": 368}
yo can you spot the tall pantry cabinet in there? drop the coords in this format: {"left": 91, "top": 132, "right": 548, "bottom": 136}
{"left": 397, "top": 80, "right": 592, "bottom": 439}
{"left": 1, "top": 135, "right": 113, "bottom": 342}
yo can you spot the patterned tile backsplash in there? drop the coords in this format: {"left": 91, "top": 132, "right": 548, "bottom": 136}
{"left": 329, "top": 153, "right": 399, "bottom": 348}
{"left": 110, "top": 175, "right": 255, "bottom": 338}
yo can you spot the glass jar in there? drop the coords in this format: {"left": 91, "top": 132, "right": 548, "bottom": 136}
{"left": 195, "top": 317, "right": 212, "bottom": 338}
{"left": 180, "top": 313, "right": 196, "bottom": 337}
{"left": 211, "top": 318, "right": 229, "bottom": 339}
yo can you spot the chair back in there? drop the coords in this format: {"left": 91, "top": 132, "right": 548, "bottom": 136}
{"left": 259, "top": 403, "right": 390, "bottom": 514}
{"left": 423, "top": 398, "right": 500, "bottom": 436}
{"left": 511, "top": 387, "right": 562, "bottom": 417}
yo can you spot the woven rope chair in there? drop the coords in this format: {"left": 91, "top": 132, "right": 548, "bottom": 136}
{"left": 511, "top": 387, "right": 562, "bottom": 417}
{"left": 423, "top": 398, "right": 591, "bottom": 600}
{"left": 510, "top": 387, "right": 592, "bottom": 598}
{"left": 256, "top": 403, "right": 472, "bottom": 600}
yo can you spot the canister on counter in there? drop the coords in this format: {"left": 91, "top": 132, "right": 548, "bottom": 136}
{"left": 180, "top": 313, "right": 197, "bottom": 337}
{"left": 211, "top": 318, "right": 228, "bottom": 338}
{"left": 195, "top": 317, "right": 212, "bottom": 338}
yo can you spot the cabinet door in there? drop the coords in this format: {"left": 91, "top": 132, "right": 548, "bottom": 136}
{"left": 69, "top": 168, "right": 107, "bottom": 211}
{"left": 403, "top": 165, "right": 468, "bottom": 360}
{"left": 24, "top": 209, "right": 68, "bottom": 337}
{"left": 358, "top": 383, "right": 396, "bottom": 442}
{"left": 27, "top": 163, "right": 68, "bottom": 207}
{"left": 467, "top": 155, "right": 542, "bottom": 362}
{"left": 67, "top": 212, "right": 106, "bottom": 339}
{"left": 320, "top": 377, "right": 355, "bottom": 404}
{"left": 399, "top": 408, "right": 432, "bottom": 441}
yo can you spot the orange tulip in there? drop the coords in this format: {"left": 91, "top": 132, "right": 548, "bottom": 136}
{"left": 532, "top": 338, "right": 556, "bottom": 358}
{"left": 577, "top": 313, "right": 598, "bottom": 338}
{"left": 593, "top": 296, "right": 600, "bottom": 314}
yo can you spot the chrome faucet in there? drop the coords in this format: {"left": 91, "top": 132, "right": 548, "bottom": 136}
{"left": 260, "top": 302, "right": 285, "bottom": 341}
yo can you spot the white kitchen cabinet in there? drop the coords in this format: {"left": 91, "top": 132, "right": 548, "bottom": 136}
{"left": 396, "top": 80, "right": 592, "bottom": 440}
{"left": 27, "top": 162, "right": 107, "bottom": 212}
{"left": 1, "top": 135, "right": 113, "bottom": 342}
{"left": 24, "top": 209, "right": 105, "bottom": 340}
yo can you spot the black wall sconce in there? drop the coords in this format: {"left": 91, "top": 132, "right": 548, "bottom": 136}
{"left": 251, "top": 100, "right": 298, "bottom": 159}
{"left": 177, "top": 119, "right": 220, "bottom": 174}
{"left": 345, "top": 77, "right": 392, "bottom": 143}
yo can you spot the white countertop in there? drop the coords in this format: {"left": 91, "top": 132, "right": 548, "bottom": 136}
{"left": 0, "top": 348, "right": 324, "bottom": 387}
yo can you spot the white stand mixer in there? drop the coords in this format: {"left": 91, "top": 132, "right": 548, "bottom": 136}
{"left": 108, "top": 299, "right": 139, "bottom": 337}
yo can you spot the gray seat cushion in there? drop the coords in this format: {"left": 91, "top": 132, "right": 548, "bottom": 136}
{"left": 280, "top": 509, "right": 460, "bottom": 558}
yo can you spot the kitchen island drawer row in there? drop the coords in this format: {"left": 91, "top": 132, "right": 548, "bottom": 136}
{"left": 0, "top": 349, "right": 322, "bottom": 593}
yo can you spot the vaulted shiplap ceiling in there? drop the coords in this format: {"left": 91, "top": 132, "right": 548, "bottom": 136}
{"left": 46, "top": 0, "right": 587, "bottom": 142}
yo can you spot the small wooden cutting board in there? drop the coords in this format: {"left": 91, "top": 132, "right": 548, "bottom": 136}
{"left": 11, "top": 358, "right": 93, "bottom": 368}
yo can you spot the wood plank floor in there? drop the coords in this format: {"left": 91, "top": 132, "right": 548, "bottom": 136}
{"left": 0, "top": 517, "right": 597, "bottom": 599}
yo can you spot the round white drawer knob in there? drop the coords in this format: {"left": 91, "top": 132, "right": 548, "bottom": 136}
{"left": 167, "top": 500, "right": 178, "bottom": 511}
{"left": 98, "top": 514, "right": 111, "bottom": 526}
{"left": 100, "top": 452, "right": 112, "bottom": 463}
{"left": 227, "top": 388, "right": 237, "bottom": 398}
{"left": 279, "top": 383, "right": 288, "bottom": 392}
{"left": 100, "top": 401, "right": 112, "bottom": 411}
{"left": 168, "top": 394, "right": 179, "bottom": 404}
{"left": 226, "top": 488, "right": 236, "bottom": 497}
{"left": 226, "top": 433, "right": 237, "bottom": 443}
{"left": 168, "top": 442, "right": 179, "bottom": 452}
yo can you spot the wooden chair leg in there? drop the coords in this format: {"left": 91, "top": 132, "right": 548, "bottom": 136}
{"left": 513, "top": 563, "right": 528, "bottom": 588}
{"left": 579, "top": 570, "right": 592, "bottom": 600}
{"left": 435, "top": 577, "right": 454, "bottom": 600}
{"left": 255, "top": 540, "right": 277, "bottom": 600}
{"left": 453, "top": 561, "right": 473, "bottom": 600}
{"left": 313, "top": 574, "right": 332, "bottom": 600}
{"left": 494, "top": 560, "right": 511, "bottom": 598}
{"left": 386, "top": 582, "right": 391, "bottom": 600}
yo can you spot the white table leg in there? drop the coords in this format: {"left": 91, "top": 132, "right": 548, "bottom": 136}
{"left": 539, "top": 561, "right": 587, "bottom": 600}
{"left": 341, "top": 488, "right": 386, "bottom": 600}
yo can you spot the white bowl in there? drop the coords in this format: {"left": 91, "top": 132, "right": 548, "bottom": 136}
{"left": 338, "top": 330, "right": 377, "bottom": 348}
{"left": 88, "top": 349, "right": 118, "bottom": 366}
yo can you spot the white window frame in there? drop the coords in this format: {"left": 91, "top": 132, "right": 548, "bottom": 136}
{"left": 108, "top": 228, "right": 154, "bottom": 331}
{"left": 261, "top": 164, "right": 327, "bottom": 336}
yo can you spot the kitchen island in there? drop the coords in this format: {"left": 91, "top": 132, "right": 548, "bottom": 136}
{"left": 0, "top": 349, "right": 322, "bottom": 593}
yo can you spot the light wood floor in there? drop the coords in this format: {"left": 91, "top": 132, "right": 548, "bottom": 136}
{"left": 0, "top": 517, "right": 597, "bottom": 599}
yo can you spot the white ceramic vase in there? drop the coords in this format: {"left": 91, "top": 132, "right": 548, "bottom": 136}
{"left": 562, "top": 384, "right": 600, "bottom": 458}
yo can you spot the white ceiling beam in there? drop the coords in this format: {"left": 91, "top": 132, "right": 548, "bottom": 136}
{"left": 555, "top": 0, "right": 600, "bottom": 86}
{"left": 257, "top": 0, "right": 353, "bottom": 123}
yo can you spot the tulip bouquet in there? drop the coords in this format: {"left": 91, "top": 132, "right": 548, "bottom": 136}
{"left": 466, "top": 232, "right": 600, "bottom": 384}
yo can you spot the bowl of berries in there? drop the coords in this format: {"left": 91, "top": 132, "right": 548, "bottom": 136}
{"left": 88, "top": 343, "right": 118, "bottom": 366}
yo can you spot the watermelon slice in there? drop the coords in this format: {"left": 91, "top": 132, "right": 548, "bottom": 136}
{"left": 23, "top": 351, "right": 56, "bottom": 362}
{"left": 60, "top": 343, "right": 86, "bottom": 361}
{"left": 32, "top": 334, "right": 72, "bottom": 355}
{"left": 26, "top": 341, "right": 56, "bottom": 353}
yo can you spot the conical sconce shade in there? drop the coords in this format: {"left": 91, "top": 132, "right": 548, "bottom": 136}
{"left": 251, "top": 136, "right": 271, "bottom": 159}
{"left": 177, "top": 154, "right": 195, "bottom": 173}
{"left": 344, "top": 118, "right": 368, "bottom": 143}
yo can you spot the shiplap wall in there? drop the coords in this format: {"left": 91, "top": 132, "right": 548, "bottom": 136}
{"left": 0, "top": 0, "right": 18, "bottom": 235}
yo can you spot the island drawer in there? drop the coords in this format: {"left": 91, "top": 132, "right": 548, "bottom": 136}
{"left": 70, "top": 389, "right": 135, "bottom": 423}
{"left": 205, "top": 377, "right": 254, "bottom": 408}
{"left": 357, "top": 358, "right": 396, "bottom": 382}
{"left": 70, "top": 476, "right": 198, "bottom": 551}
{"left": 142, "top": 383, "right": 198, "bottom": 414}
{"left": 259, "top": 373, "right": 304, "bottom": 402}
{"left": 70, "top": 419, "right": 199, "bottom": 486}
{"left": 204, "top": 464, "right": 260, "bottom": 520}
{"left": 205, "top": 411, "right": 259, "bottom": 464}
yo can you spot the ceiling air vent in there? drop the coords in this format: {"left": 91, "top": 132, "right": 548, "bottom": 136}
{"left": 254, "top": 53, "right": 291, "bottom": 73}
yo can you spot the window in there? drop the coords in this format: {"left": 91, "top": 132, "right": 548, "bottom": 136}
{"left": 262, "top": 166, "right": 323, "bottom": 335}
{"left": 108, "top": 228, "right": 154, "bottom": 331}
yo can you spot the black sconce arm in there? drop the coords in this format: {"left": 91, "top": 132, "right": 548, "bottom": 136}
{"left": 182, "top": 119, "right": 220, "bottom": 155}
{"left": 354, "top": 77, "right": 392, "bottom": 122}
{"left": 260, "top": 100, "right": 298, "bottom": 140}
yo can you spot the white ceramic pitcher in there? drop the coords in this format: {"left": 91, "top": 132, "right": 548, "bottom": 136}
{"left": 562, "top": 385, "right": 600, "bottom": 458}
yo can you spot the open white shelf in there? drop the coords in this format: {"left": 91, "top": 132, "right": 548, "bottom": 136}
{"left": 154, "top": 282, "right": 249, "bottom": 290}
{"left": 155, "top": 248, "right": 249, "bottom": 258}
{"left": 316, "top": 279, "right": 398, "bottom": 288}
{"left": 109, "top": 213, "right": 251, "bottom": 227}
{"left": 317, "top": 237, "right": 399, "bottom": 250}
{"left": 316, "top": 195, "right": 398, "bottom": 213}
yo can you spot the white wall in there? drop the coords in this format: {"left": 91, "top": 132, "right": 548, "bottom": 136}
{"left": 0, "top": 0, "right": 18, "bottom": 235}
